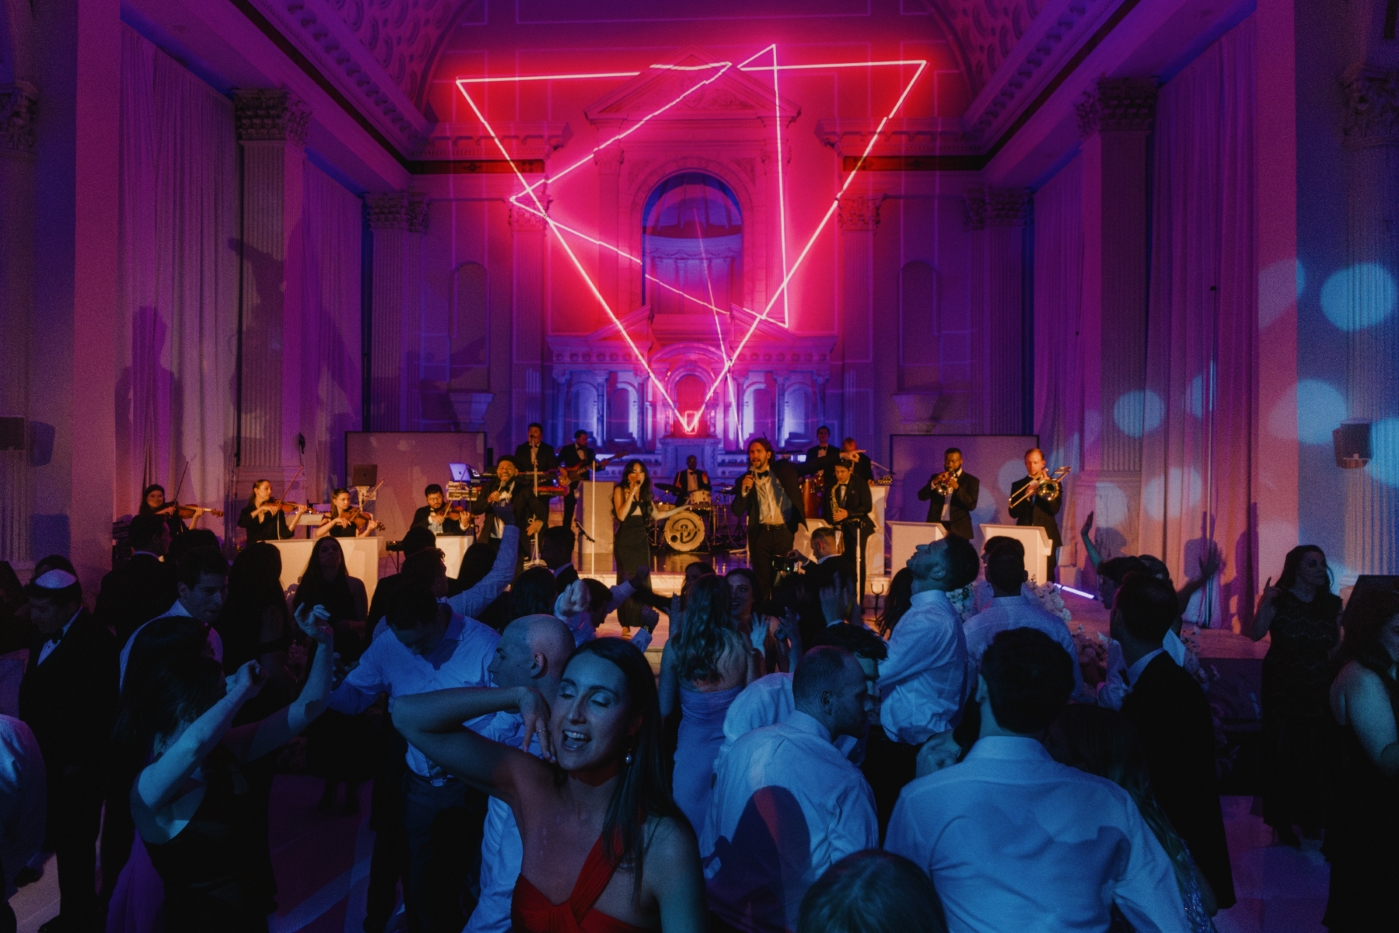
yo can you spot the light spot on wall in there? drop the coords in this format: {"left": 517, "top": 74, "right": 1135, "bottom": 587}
{"left": 1265, "top": 380, "right": 1347, "bottom": 444}
{"left": 1365, "top": 418, "right": 1399, "bottom": 489}
{"left": 1112, "top": 390, "right": 1164, "bottom": 438}
{"left": 1258, "top": 258, "right": 1303, "bottom": 329}
{"left": 1093, "top": 481, "right": 1129, "bottom": 528}
{"left": 1320, "top": 262, "right": 1397, "bottom": 331}
{"left": 1143, "top": 467, "right": 1202, "bottom": 522}
{"left": 1185, "top": 364, "right": 1217, "bottom": 418}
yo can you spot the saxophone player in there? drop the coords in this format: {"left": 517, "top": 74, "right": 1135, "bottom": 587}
{"left": 1009, "top": 448, "right": 1064, "bottom": 582}
{"left": 917, "top": 447, "right": 979, "bottom": 540}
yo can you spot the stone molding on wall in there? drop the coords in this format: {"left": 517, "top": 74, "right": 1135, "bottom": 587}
{"left": 366, "top": 191, "right": 428, "bottom": 232}
{"left": 509, "top": 204, "right": 549, "bottom": 232}
{"left": 963, "top": 188, "right": 1029, "bottom": 230}
{"left": 594, "top": 145, "right": 625, "bottom": 174}
{"left": 1341, "top": 65, "right": 1399, "bottom": 149}
{"left": 814, "top": 118, "right": 978, "bottom": 159}
{"left": 415, "top": 122, "right": 572, "bottom": 162}
{"left": 0, "top": 82, "right": 39, "bottom": 154}
{"left": 1076, "top": 78, "right": 1158, "bottom": 137}
{"left": 837, "top": 195, "right": 883, "bottom": 232}
{"left": 233, "top": 89, "right": 312, "bottom": 147}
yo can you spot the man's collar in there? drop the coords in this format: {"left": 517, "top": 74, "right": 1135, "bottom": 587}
{"left": 964, "top": 735, "right": 1052, "bottom": 762}
{"left": 786, "top": 709, "right": 833, "bottom": 743}
{"left": 168, "top": 599, "right": 194, "bottom": 618}
{"left": 1125, "top": 647, "right": 1166, "bottom": 687}
{"left": 991, "top": 594, "right": 1029, "bottom": 606}
{"left": 909, "top": 589, "right": 953, "bottom": 608}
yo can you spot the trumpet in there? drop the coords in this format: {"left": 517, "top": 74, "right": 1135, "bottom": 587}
{"left": 1009, "top": 466, "right": 1071, "bottom": 509}
{"left": 930, "top": 471, "right": 956, "bottom": 497}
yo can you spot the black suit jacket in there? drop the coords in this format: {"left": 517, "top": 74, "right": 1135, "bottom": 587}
{"left": 917, "top": 471, "right": 980, "bottom": 540}
{"left": 1008, "top": 476, "right": 1063, "bottom": 546}
{"left": 824, "top": 479, "right": 874, "bottom": 533}
{"left": 731, "top": 460, "right": 806, "bottom": 536}
{"left": 559, "top": 444, "right": 595, "bottom": 470}
{"left": 19, "top": 610, "right": 119, "bottom": 779}
{"left": 673, "top": 469, "right": 711, "bottom": 504}
{"left": 411, "top": 505, "right": 467, "bottom": 536}
{"left": 471, "top": 479, "right": 547, "bottom": 554}
{"left": 802, "top": 444, "right": 839, "bottom": 477}
{"left": 96, "top": 553, "right": 178, "bottom": 645}
{"left": 554, "top": 564, "right": 580, "bottom": 593}
{"left": 513, "top": 442, "right": 558, "bottom": 474}
{"left": 1121, "top": 654, "right": 1236, "bottom": 909}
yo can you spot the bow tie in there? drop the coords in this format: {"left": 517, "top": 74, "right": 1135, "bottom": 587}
{"left": 754, "top": 471, "right": 770, "bottom": 479}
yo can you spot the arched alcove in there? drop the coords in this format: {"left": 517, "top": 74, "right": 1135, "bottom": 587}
{"left": 641, "top": 172, "right": 742, "bottom": 315}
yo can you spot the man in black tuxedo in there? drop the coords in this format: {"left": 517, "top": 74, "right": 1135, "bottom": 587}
{"left": 19, "top": 569, "right": 119, "bottom": 933}
{"left": 803, "top": 425, "right": 838, "bottom": 478}
{"left": 730, "top": 438, "right": 806, "bottom": 602}
{"left": 558, "top": 429, "right": 595, "bottom": 527}
{"left": 410, "top": 483, "right": 469, "bottom": 537}
{"left": 1115, "top": 572, "right": 1236, "bottom": 911}
{"left": 513, "top": 422, "right": 558, "bottom": 477}
{"left": 96, "top": 512, "right": 178, "bottom": 645}
{"left": 824, "top": 459, "right": 874, "bottom": 596}
{"left": 672, "top": 455, "right": 711, "bottom": 506}
{"left": 916, "top": 447, "right": 981, "bottom": 540}
{"left": 1008, "top": 448, "right": 1063, "bottom": 582}
{"left": 471, "top": 458, "right": 547, "bottom": 561}
{"left": 539, "top": 526, "right": 579, "bottom": 592}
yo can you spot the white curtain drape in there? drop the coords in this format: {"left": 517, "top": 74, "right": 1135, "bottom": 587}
{"left": 299, "top": 163, "right": 363, "bottom": 499}
{"left": 117, "top": 27, "right": 238, "bottom": 516}
{"left": 1140, "top": 17, "right": 1257, "bottom": 630}
{"left": 1032, "top": 156, "right": 1087, "bottom": 578}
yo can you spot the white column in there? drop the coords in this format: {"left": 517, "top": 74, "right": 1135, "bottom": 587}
{"left": 366, "top": 190, "right": 427, "bottom": 431}
{"left": 1340, "top": 66, "right": 1399, "bottom": 575}
{"left": 234, "top": 89, "right": 310, "bottom": 468}
{"left": 0, "top": 83, "right": 38, "bottom": 562}
{"left": 966, "top": 188, "right": 1029, "bottom": 434}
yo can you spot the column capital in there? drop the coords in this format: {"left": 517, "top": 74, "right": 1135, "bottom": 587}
{"left": 1341, "top": 64, "right": 1399, "bottom": 149}
{"left": 593, "top": 145, "right": 624, "bottom": 174}
{"left": 0, "top": 82, "right": 39, "bottom": 154}
{"left": 983, "top": 188, "right": 1031, "bottom": 227}
{"left": 837, "top": 195, "right": 883, "bottom": 232}
{"left": 509, "top": 204, "right": 549, "bottom": 232}
{"left": 1076, "top": 78, "right": 1158, "bottom": 137}
{"left": 963, "top": 193, "right": 986, "bottom": 231}
{"left": 233, "top": 89, "right": 311, "bottom": 147}
{"left": 366, "top": 191, "right": 428, "bottom": 232}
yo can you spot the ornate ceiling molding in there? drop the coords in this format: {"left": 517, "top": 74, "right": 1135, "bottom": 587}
{"left": 246, "top": 0, "right": 439, "bottom": 153}
{"left": 413, "top": 122, "right": 572, "bottom": 162}
{"left": 233, "top": 89, "right": 312, "bottom": 146}
{"left": 584, "top": 48, "right": 800, "bottom": 129}
{"left": 1341, "top": 64, "right": 1399, "bottom": 149}
{"left": 1076, "top": 77, "right": 1157, "bottom": 136}
{"left": 0, "top": 81, "right": 39, "bottom": 154}
{"left": 814, "top": 119, "right": 978, "bottom": 159}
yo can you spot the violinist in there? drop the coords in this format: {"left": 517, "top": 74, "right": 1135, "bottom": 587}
{"left": 237, "top": 479, "right": 309, "bottom": 542}
{"left": 139, "top": 484, "right": 214, "bottom": 537}
{"left": 411, "top": 484, "right": 469, "bottom": 536}
{"left": 315, "top": 488, "right": 381, "bottom": 539}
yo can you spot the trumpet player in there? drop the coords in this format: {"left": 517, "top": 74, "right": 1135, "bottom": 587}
{"left": 917, "top": 447, "right": 980, "bottom": 539}
{"left": 1009, "top": 448, "right": 1064, "bottom": 581}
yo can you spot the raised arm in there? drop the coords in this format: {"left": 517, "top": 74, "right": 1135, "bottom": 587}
{"left": 134, "top": 662, "right": 264, "bottom": 813}
{"left": 391, "top": 686, "right": 552, "bottom": 809}
{"left": 1079, "top": 511, "right": 1104, "bottom": 573}
{"left": 224, "top": 605, "right": 336, "bottom": 764}
{"left": 448, "top": 508, "right": 520, "bottom": 618}
{"left": 658, "top": 643, "right": 679, "bottom": 720}
{"left": 1340, "top": 665, "right": 1399, "bottom": 777}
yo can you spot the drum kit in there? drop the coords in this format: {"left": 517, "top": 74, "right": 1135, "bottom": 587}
{"left": 651, "top": 483, "right": 744, "bottom": 553}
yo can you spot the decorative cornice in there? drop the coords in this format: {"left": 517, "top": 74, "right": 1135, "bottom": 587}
{"left": 1076, "top": 78, "right": 1157, "bottom": 137}
{"left": 366, "top": 191, "right": 428, "bottom": 232}
{"left": 509, "top": 205, "right": 549, "bottom": 232}
{"left": 233, "top": 89, "right": 311, "bottom": 146}
{"left": 0, "top": 82, "right": 39, "bottom": 154}
{"left": 964, "top": 188, "right": 1031, "bottom": 228}
{"left": 837, "top": 195, "right": 883, "bottom": 232}
{"left": 1341, "top": 65, "right": 1399, "bottom": 149}
{"left": 594, "top": 145, "right": 625, "bottom": 174}
{"left": 412, "top": 122, "right": 571, "bottom": 162}
{"left": 814, "top": 118, "right": 978, "bottom": 159}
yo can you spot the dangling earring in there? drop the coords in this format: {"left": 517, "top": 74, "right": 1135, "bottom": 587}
{"left": 624, "top": 749, "right": 634, "bottom": 766}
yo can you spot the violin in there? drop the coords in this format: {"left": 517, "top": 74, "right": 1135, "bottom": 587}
{"left": 257, "top": 499, "right": 304, "bottom": 515}
{"left": 429, "top": 505, "right": 468, "bottom": 523}
{"left": 336, "top": 506, "right": 382, "bottom": 532}
{"left": 174, "top": 504, "right": 224, "bottom": 519}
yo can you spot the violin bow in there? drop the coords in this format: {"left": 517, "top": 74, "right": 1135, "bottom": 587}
{"left": 170, "top": 459, "right": 191, "bottom": 505}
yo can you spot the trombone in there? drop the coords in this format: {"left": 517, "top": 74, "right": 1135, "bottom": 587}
{"left": 1009, "top": 466, "right": 1071, "bottom": 509}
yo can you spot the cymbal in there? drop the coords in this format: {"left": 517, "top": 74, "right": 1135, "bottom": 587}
{"left": 655, "top": 483, "right": 682, "bottom": 496}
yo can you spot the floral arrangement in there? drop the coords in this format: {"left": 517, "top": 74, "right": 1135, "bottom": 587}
{"left": 1029, "top": 582, "right": 1073, "bottom": 623}
{"left": 1071, "top": 624, "right": 1110, "bottom": 687}
{"left": 947, "top": 584, "right": 977, "bottom": 622}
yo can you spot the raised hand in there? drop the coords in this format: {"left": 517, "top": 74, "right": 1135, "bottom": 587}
{"left": 1199, "top": 544, "right": 1223, "bottom": 581}
{"left": 741, "top": 474, "right": 754, "bottom": 495}
{"left": 554, "top": 579, "right": 591, "bottom": 619}
{"left": 294, "top": 603, "right": 335, "bottom": 647}
{"left": 629, "top": 565, "right": 652, "bottom": 591}
{"left": 1081, "top": 511, "right": 1095, "bottom": 538}
{"left": 228, "top": 659, "right": 268, "bottom": 699}
{"left": 517, "top": 687, "right": 555, "bottom": 761}
{"left": 1261, "top": 576, "right": 1280, "bottom": 602}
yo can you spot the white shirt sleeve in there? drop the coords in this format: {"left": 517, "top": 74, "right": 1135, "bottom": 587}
{"left": 605, "top": 581, "right": 636, "bottom": 613}
{"left": 1111, "top": 803, "right": 1192, "bottom": 933}
{"left": 448, "top": 525, "right": 520, "bottom": 618}
{"left": 327, "top": 640, "right": 388, "bottom": 714}
{"left": 825, "top": 775, "right": 879, "bottom": 870}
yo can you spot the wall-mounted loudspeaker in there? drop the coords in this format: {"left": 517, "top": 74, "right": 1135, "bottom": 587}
{"left": 1333, "top": 420, "right": 1371, "bottom": 469}
{"left": 0, "top": 418, "right": 25, "bottom": 451}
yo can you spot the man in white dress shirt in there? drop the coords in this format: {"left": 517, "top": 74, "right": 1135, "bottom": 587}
{"left": 886, "top": 628, "right": 1188, "bottom": 933}
{"left": 0, "top": 714, "right": 45, "bottom": 932}
{"left": 963, "top": 541, "right": 1084, "bottom": 699}
{"left": 465, "top": 613, "right": 576, "bottom": 933}
{"left": 327, "top": 585, "right": 500, "bottom": 933}
{"left": 704, "top": 647, "right": 878, "bottom": 933}
{"left": 863, "top": 534, "right": 979, "bottom": 832}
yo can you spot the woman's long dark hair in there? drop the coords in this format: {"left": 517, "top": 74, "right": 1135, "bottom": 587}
{"left": 1278, "top": 544, "right": 1331, "bottom": 593}
{"left": 294, "top": 537, "right": 356, "bottom": 621}
{"left": 878, "top": 567, "right": 915, "bottom": 637}
{"left": 671, "top": 574, "right": 739, "bottom": 684}
{"left": 247, "top": 479, "right": 272, "bottom": 510}
{"left": 1339, "top": 587, "right": 1399, "bottom": 691}
{"left": 111, "top": 655, "right": 226, "bottom": 792}
{"left": 138, "top": 484, "right": 166, "bottom": 515}
{"left": 329, "top": 487, "right": 352, "bottom": 518}
{"left": 216, "top": 543, "right": 291, "bottom": 674}
{"left": 614, "top": 460, "right": 654, "bottom": 520}
{"left": 510, "top": 567, "right": 559, "bottom": 620}
{"left": 565, "top": 637, "right": 681, "bottom": 901}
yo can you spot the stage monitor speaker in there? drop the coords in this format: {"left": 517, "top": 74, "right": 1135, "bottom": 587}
{"left": 351, "top": 464, "right": 379, "bottom": 487}
{"left": 0, "top": 417, "right": 25, "bottom": 450}
{"left": 1333, "top": 421, "right": 1371, "bottom": 469}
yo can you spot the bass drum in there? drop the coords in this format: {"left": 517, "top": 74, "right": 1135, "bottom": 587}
{"left": 664, "top": 511, "right": 707, "bottom": 553}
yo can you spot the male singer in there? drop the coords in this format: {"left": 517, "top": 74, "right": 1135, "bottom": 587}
{"left": 1009, "top": 447, "right": 1063, "bottom": 581}
{"left": 825, "top": 459, "right": 875, "bottom": 596}
{"left": 512, "top": 423, "right": 558, "bottom": 476}
{"left": 558, "top": 429, "right": 595, "bottom": 527}
{"left": 917, "top": 447, "right": 980, "bottom": 540}
{"left": 730, "top": 439, "right": 806, "bottom": 601}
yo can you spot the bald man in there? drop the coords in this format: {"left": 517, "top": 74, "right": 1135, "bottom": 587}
{"left": 467, "top": 614, "right": 576, "bottom": 933}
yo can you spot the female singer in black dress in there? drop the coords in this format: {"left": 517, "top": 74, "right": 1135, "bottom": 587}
{"left": 237, "top": 479, "right": 309, "bottom": 542}
{"left": 612, "top": 461, "right": 674, "bottom": 634}
{"left": 1250, "top": 544, "right": 1343, "bottom": 844}
{"left": 1325, "top": 587, "right": 1399, "bottom": 930}
{"left": 116, "top": 605, "right": 334, "bottom": 932}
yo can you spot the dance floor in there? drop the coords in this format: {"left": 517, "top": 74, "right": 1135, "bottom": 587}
{"left": 8, "top": 787, "right": 1331, "bottom": 933}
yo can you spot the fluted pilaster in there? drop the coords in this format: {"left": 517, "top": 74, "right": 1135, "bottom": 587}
{"left": 511, "top": 202, "right": 547, "bottom": 442}
{"left": 837, "top": 195, "right": 882, "bottom": 441}
{"left": 966, "top": 188, "right": 1029, "bottom": 433}
{"left": 367, "top": 190, "right": 426, "bottom": 430}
